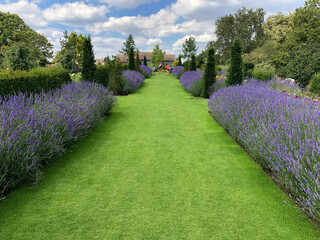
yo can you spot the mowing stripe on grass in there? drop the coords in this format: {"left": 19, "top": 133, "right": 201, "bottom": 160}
{"left": 0, "top": 74, "right": 319, "bottom": 239}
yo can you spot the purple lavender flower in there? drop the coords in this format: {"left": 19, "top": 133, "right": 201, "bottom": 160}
{"left": 208, "top": 82, "right": 320, "bottom": 220}
{"left": 140, "top": 65, "right": 152, "bottom": 78}
{"left": 172, "top": 66, "right": 184, "bottom": 79}
{"left": 0, "top": 82, "right": 117, "bottom": 196}
{"left": 179, "top": 71, "right": 204, "bottom": 96}
{"left": 121, "top": 70, "right": 145, "bottom": 93}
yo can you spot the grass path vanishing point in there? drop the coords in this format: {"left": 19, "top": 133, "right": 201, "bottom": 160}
{"left": 0, "top": 73, "right": 319, "bottom": 239}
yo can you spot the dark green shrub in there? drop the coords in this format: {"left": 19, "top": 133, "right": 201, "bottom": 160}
{"left": 226, "top": 40, "right": 243, "bottom": 86}
{"left": 93, "top": 65, "right": 110, "bottom": 87}
{"left": 135, "top": 51, "right": 140, "bottom": 72}
{"left": 183, "top": 60, "right": 190, "bottom": 72}
{"left": 202, "top": 47, "right": 216, "bottom": 98}
{"left": 143, "top": 56, "right": 147, "bottom": 65}
{"left": 108, "top": 61, "right": 126, "bottom": 95}
{"left": 243, "top": 62, "right": 254, "bottom": 78}
{"left": 190, "top": 54, "right": 197, "bottom": 71}
{"left": 310, "top": 72, "right": 320, "bottom": 94}
{"left": 252, "top": 70, "right": 274, "bottom": 81}
{"left": 178, "top": 55, "right": 182, "bottom": 66}
{"left": 0, "top": 66, "right": 71, "bottom": 96}
{"left": 128, "top": 47, "right": 135, "bottom": 70}
{"left": 81, "top": 36, "right": 96, "bottom": 81}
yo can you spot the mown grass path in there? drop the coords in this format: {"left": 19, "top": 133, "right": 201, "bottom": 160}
{"left": 0, "top": 74, "right": 319, "bottom": 239}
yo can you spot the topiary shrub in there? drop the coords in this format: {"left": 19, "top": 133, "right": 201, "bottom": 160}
{"left": 310, "top": 72, "right": 320, "bottom": 94}
{"left": 128, "top": 47, "right": 135, "bottom": 71}
{"left": 0, "top": 66, "right": 71, "bottom": 96}
{"left": 226, "top": 39, "right": 243, "bottom": 86}
{"left": 81, "top": 36, "right": 96, "bottom": 81}
{"left": 202, "top": 47, "right": 216, "bottom": 98}
{"left": 93, "top": 65, "right": 110, "bottom": 87}
{"left": 190, "top": 54, "right": 197, "bottom": 71}
{"left": 252, "top": 70, "right": 274, "bottom": 81}
{"left": 143, "top": 56, "right": 147, "bottom": 65}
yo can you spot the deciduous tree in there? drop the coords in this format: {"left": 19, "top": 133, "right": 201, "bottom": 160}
{"left": 182, "top": 36, "right": 198, "bottom": 61}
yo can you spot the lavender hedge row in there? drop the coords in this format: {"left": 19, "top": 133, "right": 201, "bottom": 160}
{"left": 179, "top": 70, "right": 204, "bottom": 97}
{"left": 0, "top": 82, "right": 117, "bottom": 196}
{"left": 122, "top": 70, "right": 145, "bottom": 93}
{"left": 208, "top": 82, "right": 320, "bottom": 220}
{"left": 140, "top": 65, "right": 152, "bottom": 78}
{"left": 172, "top": 66, "right": 184, "bottom": 79}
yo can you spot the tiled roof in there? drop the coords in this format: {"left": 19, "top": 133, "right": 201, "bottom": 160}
{"left": 116, "top": 52, "right": 175, "bottom": 63}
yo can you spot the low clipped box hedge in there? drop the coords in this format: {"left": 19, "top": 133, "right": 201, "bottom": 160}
{"left": 0, "top": 66, "right": 71, "bottom": 96}
{"left": 93, "top": 65, "right": 110, "bottom": 87}
{"left": 252, "top": 70, "right": 274, "bottom": 81}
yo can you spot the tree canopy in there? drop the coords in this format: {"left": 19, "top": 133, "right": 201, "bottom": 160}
{"left": 215, "top": 7, "right": 265, "bottom": 62}
{"left": 0, "top": 11, "right": 53, "bottom": 70}
{"left": 182, "top": 36, "right": 198, "bottom": 61}
{"left": 119, "top": 34, "right": 136, "bottom": 55}
{"left": 151, "top": 45, "right": 164, "bottom": 66}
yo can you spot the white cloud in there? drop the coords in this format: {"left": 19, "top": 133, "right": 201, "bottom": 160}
{"left": 99, "top": 0, "right": 160, "bottom": 9}
{"left": 171, "top": 33, "right": 216, "bottom": 56}
{"left": 0, "top": 0, "right": 47, "bottom": 27}
{"left": 43, "top": 1, "right": 108, "bottom": 27}
{"left": 147, "top": 38, "right": 162, "bottom": 45}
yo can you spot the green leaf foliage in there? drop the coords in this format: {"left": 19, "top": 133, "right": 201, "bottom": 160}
{"left": 93, "top": 65, "right": 110, "bottom": 88}
{"left": 128, "top": 47, "right": 135, "bottom": 71}
{"left": 119, "top": 34, "right": 136, "bottom": 55}
{"left": 243, "top": 62, "right": 254, "bottom": 78}
{"left": 0, "top": 12, "right": 53, "bottom": 69}
{"left": 81, "top": 36, "right": 96, "bottom": 81}
{"left": 202, "top": 47, "right": 216, "bottom": 98}
{"left": 310, "top": 72, "right": 320, "bottom": 94}
{"left": 182, "top": 36, "right": 198, "bottom": 61}
{"left": 135, "top": 51, "right": 140, "bottom": 71}
{"left": 0, "top": 66, "right": 71, "bottom": 96}
{"left": 190, "top": 54, "right": 197, "bottom": 71}
{"left": 178, "top": 55, "right": 182, "bottom": 66}
{"left": 151, "top": 45, "right": 164, "bottom": 66}
{"left": 215, "top": 7, "right": 265, "bottom": 63}
{"left": 226, "top": 40, "right": 243, "bottom": 86}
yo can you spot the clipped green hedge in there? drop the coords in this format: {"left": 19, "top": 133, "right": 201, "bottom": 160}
{"left": 93, "top": 65, "right": 110, "bottom": 87}
{"left": 0, "top": 66, "right": 71, "bottom": 96}
{"left": 252, "top": 70, "right": 274, "bottom": 81}
{"left": 310, "top": 72, "right": 320, "bottom": 94}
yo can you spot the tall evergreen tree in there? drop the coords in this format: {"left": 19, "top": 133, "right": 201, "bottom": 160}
{"left": 202, "top": 47, "right": 216, "bottom": 98}
{"left": 143, "top": 56, "right": 147, "bottom": 65}
{"left": 128, "top": 47, "right": 135, "bottom": 70}
{"left": 226, "top": 40, "right": 243, "bottom": 86}
{"left": 178, "top": 55, "right": 182, "bottom": 65}
{"left": 135, "top": 50, "right": 140, "bottom": 71}
{"left": 119, "top": 34, "right": 135, "bottom": 55}
{"left": 81, "top": 36, "right": 96, "bottom": 81}
{"left": 190, "top": 54, "right": 197, "bottom": 71}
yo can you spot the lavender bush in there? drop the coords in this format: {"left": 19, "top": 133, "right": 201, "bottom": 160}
{"left": 0, "top": 82, "right": 117, "bottom": 196}
{"left": 179, "top": 71, "right": 204, "bottom": 97}
{"left": 121, "top": 70, "right": 145, "bottom": 94}
{"left": 140, "top": 65, "right": 152, "bottom": 78}
{"left": 172, "top": 66, "right": 184, "bottom": 79}
{"left": 208, "top": 82, "right": 320, "bottom": 220}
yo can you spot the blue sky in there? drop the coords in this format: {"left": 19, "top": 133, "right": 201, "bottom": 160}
{"left": 0, "top": 0, "right": 304, "bottom": 59}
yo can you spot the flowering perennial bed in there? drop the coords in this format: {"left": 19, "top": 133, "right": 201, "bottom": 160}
{"left": 172, "top": 66, "right": 184, "bottom": 79}
{"left": 208, "top": 82, "right": 320, "bottom": 220}
{"left": 140, "top": 65, "right": 152, "bottom": 78}
{"left": 0, "top": 82, "right": 117, "bottom": 196}
{"left": 179, "top": 71, "right": 204, "bottom": 96}
{"left": 122, "top": 70, "right": 145, "bottom": 93}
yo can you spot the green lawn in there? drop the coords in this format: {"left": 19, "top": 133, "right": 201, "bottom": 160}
{"left": 0, "top": 73, "right": 319, "bottom": 239}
